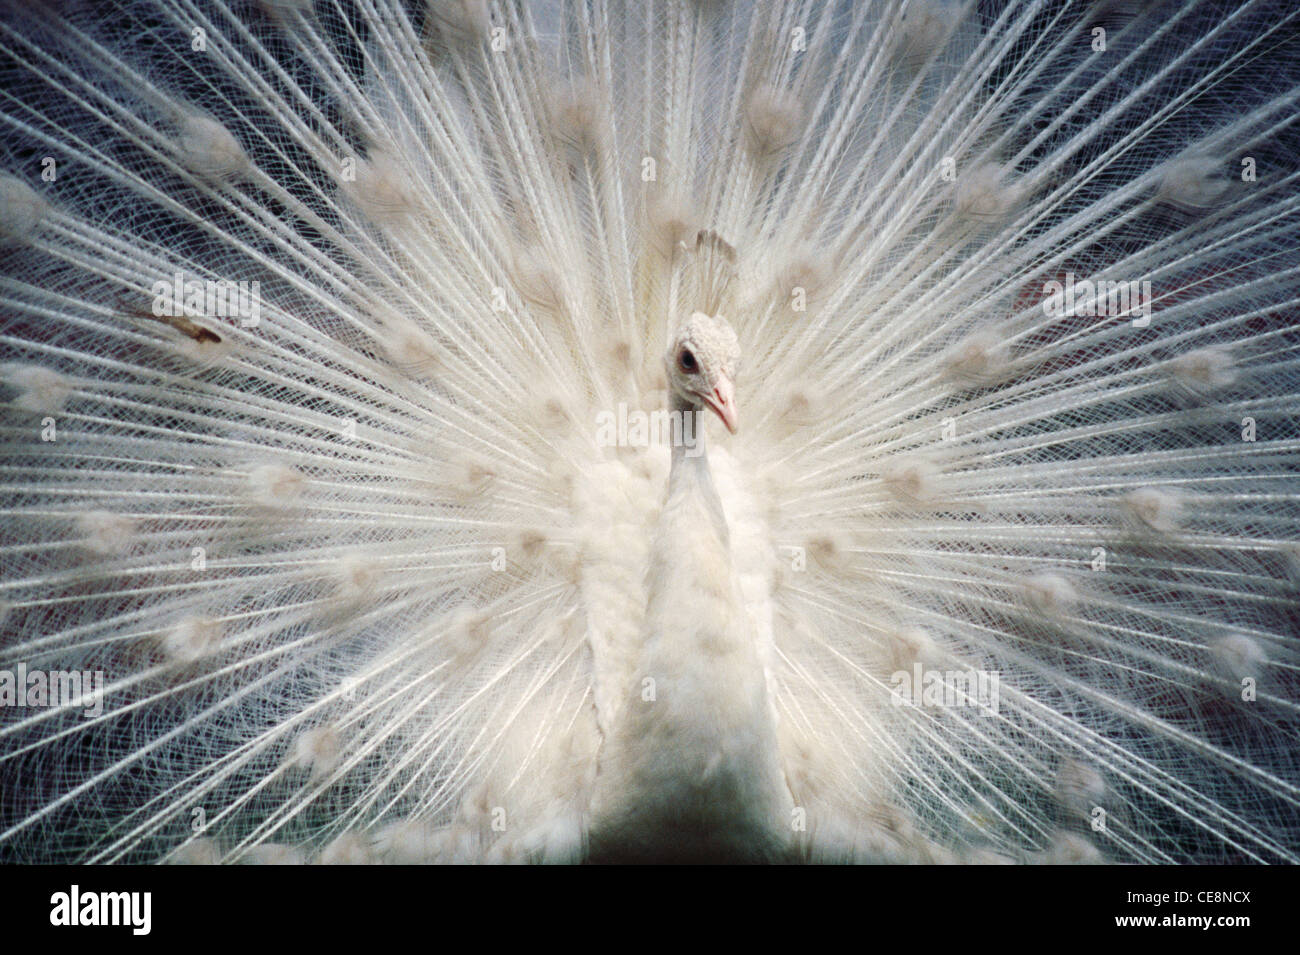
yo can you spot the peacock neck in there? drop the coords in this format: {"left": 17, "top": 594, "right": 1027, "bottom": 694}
{"left": 587, "top": 389, "right": 793, "bottom": 862}
{"left": 668, "top": 391, "right": 729, "bottom": 546}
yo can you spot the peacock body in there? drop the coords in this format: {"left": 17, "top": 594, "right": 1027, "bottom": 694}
{"left": 0, "top": 0, "right": 1298, "bottom": 864}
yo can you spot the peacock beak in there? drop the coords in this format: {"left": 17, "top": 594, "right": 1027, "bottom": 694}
{"left": 702, "top": 377, "right": 738, "bottom": 434}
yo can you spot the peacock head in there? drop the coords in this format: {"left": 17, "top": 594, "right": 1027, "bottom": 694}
{"left": 667, "top": 311, "right": 741, "bottom": 434}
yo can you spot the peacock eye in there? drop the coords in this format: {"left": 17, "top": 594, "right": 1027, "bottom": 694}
{"left": 678, "top": 349, "right": 697, "bottom": 373}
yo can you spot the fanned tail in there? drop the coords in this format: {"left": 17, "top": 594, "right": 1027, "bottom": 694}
{"left": 0, "top": 0, "right": 1296, "bottom": 864}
